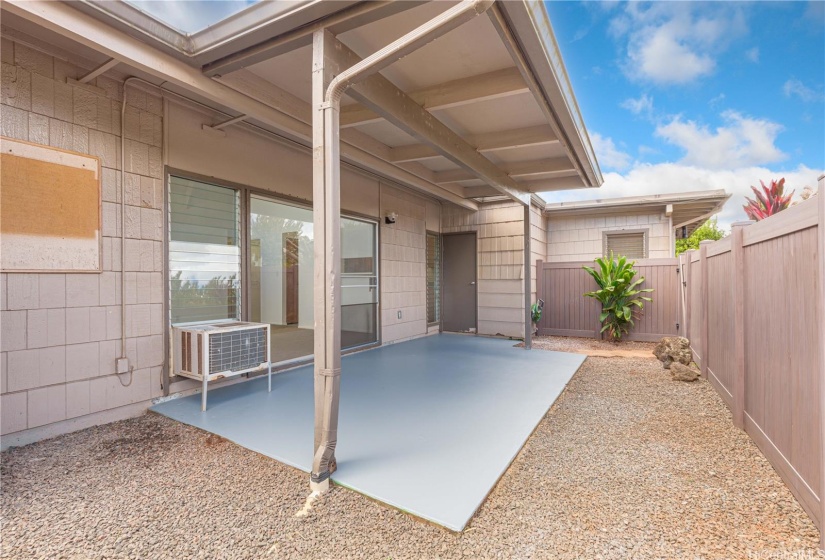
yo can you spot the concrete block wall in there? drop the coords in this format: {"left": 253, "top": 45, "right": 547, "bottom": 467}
{"left": 442, "top": 200, "right": 526, "bottom": 338}
{"left": 379, "top": 184, "right": 429, "bottom": 343}
{"left": 546, "top": 210, "right": 673, "bottom": 262}
{"left": 1, "top": 39, "right": 164, "bottom": 442}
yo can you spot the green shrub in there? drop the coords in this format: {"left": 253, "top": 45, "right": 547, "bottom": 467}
{"left": 583, "top": 253, "right": 653, "bottom": 342}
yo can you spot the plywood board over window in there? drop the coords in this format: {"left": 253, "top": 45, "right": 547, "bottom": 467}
{"left": 1, "top": 137, "right": 102, "bottom": 272}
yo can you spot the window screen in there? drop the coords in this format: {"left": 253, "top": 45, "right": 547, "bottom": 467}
{"left": 169, "top": 177, "right": 241, "bottom": 324}
{"left": 605, "top": 232, "right": 646, "bottom": 259}
{"left": 426, "top": 232, "right": 441, "bottom": 324}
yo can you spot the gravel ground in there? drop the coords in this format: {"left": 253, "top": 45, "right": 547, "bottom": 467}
{"left": 522, "top": 335, "right": 657, "bottom": 355}
{"left": 2, "top": 355, "right": 819, "bottom": 559}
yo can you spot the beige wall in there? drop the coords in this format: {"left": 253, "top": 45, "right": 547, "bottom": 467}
{"left": 529, "top": 203, "right": 548, "bottom": 304}
{"left": 0, "top": 37, "right": 442, "bottom": 445}
{"left": 166, "top": 102, "right": 380, "bottom": 218}
{"left": 1, "top": 40, "right": 165, "bottom": 442}
{"left": 546, "top": 210, "right": 673, "bottom": 262}
{"left": 380, "top": 186, "right": 430, "bottom": 344}
{"left": 441, "top": 200, "right": 526, "bottom": 338}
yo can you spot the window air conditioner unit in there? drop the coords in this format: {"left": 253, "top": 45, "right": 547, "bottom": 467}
{"left": 172, "top": 321, "right": 271, "bottom": 411}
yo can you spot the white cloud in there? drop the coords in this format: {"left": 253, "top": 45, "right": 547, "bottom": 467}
{"left": 613, "top": 3, "right": 746, "bottom": 85}
{"left": 655, "top": 111, "right": 786, "bottom": 169}
{"left": 541, "top": 163, "right": 822, "bottom": 230}
{"left": 745, "top": 47, "right": 760, "bottom": 63}
{"left": 783, "top": 79, "right": 824, "bottom": 102}
{"left": 621, "top": 94, "right": 654, "bottom": 117}
{"left": 630, "top": 23, "right": 715, "bottom": 84}
{"left": 590, "top": 133, "right": 632, "bottom": 171}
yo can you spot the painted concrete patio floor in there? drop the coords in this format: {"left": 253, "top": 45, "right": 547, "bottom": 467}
{"left": 151, "top": 334, "right": 585, "bottom": 531}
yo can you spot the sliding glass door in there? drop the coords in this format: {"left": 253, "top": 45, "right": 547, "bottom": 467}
{"left": 341, "top": 218, "right": 378, "bottom": 348}
{"left": 249, "top": 194, "right": 378, "bottom": 363}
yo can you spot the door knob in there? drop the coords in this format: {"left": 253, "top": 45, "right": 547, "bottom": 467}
{"left": 469, "top": 281, "right": 476, "bottom": 285}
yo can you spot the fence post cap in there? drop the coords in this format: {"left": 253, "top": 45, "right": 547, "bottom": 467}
{"left": 699, "top": 239, "right": 714, "bottom": 245}
{"left": 731, "top": 220, "right": 755, "bottom": 228}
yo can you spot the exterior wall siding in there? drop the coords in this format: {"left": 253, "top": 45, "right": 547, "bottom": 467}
{"left": 1, "top": 39, "right": 165, "bottom": 441}
{"left": 546, "top": 210, "right": 673, "bottom": 262}
{"left": 529, "top": 203, "right": 548, "bottom": 303}
{"left": 0, "top": 37, "right": 441, "bottom": 444}
{"left": 379, "top": 185, "right": 429, "bottom": 344}
{"left": 441, "top": 200, "right": 526, "bottom": 338}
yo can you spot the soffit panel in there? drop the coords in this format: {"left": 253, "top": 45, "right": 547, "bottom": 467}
{"left": 337, "top": 1, "right": 514, "bottom": 93}
{"left": 433, "top": 92, "right": 546, "bottom": 137}
{"left": 485, "top": 143, "right": 569, "bottom": 165}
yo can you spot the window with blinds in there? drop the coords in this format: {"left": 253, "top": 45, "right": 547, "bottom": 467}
{"left": 604, "top": 231, "right": 647, "bottom": 259}
{"left": 426, "top": 232, "right": 441, "bottom": 324}
{"left": 169, "top": 177, "right": 241, "bottom": 324}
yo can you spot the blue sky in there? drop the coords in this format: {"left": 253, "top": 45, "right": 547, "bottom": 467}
{"left": 127, "top": 0, "right": 258, "bottom": 33}
{"left": 543, "top": 0, "right": 825, "bottom": 227}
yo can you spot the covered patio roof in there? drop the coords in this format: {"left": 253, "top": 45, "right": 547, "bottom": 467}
{"left": 1, "top": 0, "right": 603, "bottom": 498}
{"left": 3, "top": 0, "right": 602, "bottom": 208}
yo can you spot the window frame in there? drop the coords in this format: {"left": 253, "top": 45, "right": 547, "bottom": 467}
{"left": 168, "top": 175, "right": 244, "bottom": 325}
{"left": 602, "top": 228, "right": 649, "bottom": 259}
{"left": 165, "top": 168, "right": 383, "bottom": 376}
{"left": 425, "top": 231, "right": 442, "bottom": 326}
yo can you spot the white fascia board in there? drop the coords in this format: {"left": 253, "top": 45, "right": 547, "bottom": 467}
{"left": 495, "top": 1, "right": 602, "bottom": 189}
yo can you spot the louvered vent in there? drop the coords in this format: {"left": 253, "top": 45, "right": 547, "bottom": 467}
{"left": 605, "top": 232, "right": 646, "bottom": 259}
{"left": 208, "top": 328, "right": 267, "bottom": 374}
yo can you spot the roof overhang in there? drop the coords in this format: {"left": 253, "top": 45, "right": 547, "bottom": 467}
{"left": 543, "top": 189, "right": 731, "bottom": 236}
{"left": 2, "top": 0, "right": 603, "bottom": 209}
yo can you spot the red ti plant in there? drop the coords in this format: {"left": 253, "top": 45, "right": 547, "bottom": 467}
{"left": 743, "top": 178, "right": 794, "bottom": 221}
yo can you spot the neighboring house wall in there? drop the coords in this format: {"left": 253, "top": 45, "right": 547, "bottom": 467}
{"left": 0, "top": 37, "right": 441, "bottom": 445}
{"left": 546, "top": 210, "right": 673, "bottom": 262}
{"left": 441, "top": 200, "right": 526, "bottom": 338}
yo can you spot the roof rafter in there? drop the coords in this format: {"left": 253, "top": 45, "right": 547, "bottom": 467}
{"left": 389, "top": 124, "right": 559, "bottom": 163}
{"left": 434, "top": 157, "right": 575, "bottom": 184}
{"left": 340, "top": 67, "right": 528, "bottom": 128}
{"left": 324, "top": 33, "right": 528, "bottom": 205}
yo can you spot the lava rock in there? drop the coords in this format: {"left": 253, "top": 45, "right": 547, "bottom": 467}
{"left": 671, "top": 362, "right": 700, "bottom": 382}
{"left": 653, "top": 336, "right": 692, "bottom": 369}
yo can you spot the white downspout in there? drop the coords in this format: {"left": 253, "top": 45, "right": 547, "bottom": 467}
{"left": 309, "top": 0, "right": 495, "bottom": 491}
